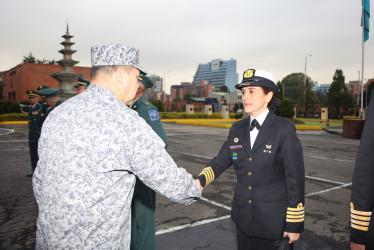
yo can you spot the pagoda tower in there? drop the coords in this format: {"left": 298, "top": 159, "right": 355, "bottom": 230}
{"left": 50, "top": 24, "right": 82, "bottom": 100}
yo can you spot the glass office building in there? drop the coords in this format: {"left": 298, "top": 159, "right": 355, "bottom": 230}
{"left": 192, "top": 59, "right": 238, "bottom": 92}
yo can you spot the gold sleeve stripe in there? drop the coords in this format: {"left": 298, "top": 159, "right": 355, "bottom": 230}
{"left": 351, "top": 209, "right": 372, "bottom": 216}
{"left": 351, "top": 223, "right": 369, "bottom": 231}
{"left": 199, "top": 167, "right": 215, "bottom": 186}
{"left": 286, "top": 218, "right": 304, "bottom": 222}
{"left": 287, "top": 207, "right": 305, "bottom": 212}
{"left": 351, "top": 214, "right": 371, "bottom": 221}
{"left": 351, "top": 202, "right": 372, "bottom": 216}
{"left": 286, "top": 214, "right": 304, "bottom": 219}
{"left": 287, "top": 211, "right": 305, "bottom": 215}
{"left": 351, "top": 219, "right": 370, "bottom": 227}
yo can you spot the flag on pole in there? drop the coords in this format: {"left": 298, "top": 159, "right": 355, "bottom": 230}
{"left": 362, "top": 0, "right": 370, "bottom": 42}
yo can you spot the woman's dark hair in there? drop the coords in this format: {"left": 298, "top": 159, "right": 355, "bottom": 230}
{"left": 262, "top": 87, "right": 279, "bottom": 111}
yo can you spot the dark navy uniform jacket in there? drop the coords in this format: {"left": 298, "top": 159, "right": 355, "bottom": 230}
{"left": 350, "top": 90, "right": 374, "bottom": 248}
{"left": 198, "top": 110, "right": 305, "bottom": 240}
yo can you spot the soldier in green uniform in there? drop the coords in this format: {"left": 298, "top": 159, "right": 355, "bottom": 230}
{"left": 26, "top": 90, "right": 44, "bottom": 177}
{"left": 37, "top": 85, "right": 51, "bottom": 123}
{"left": 130, "top": 75, "right": 167, "bottom": 250}
{"left": 39, "top": 88, "right": 63, "bottom": 116}
{"left": 74, "top": 77, "right": 90, "bottom": 95}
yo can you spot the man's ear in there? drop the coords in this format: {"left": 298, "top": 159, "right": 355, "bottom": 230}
{"left": 116, "top": 67, "right": 128, "bottom": 86}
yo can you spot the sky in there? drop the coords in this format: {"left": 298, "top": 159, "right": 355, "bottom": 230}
{"left": 0, "top": 0, "right": 373, "bottom": 94}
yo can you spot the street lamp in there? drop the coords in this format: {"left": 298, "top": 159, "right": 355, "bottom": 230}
{"left": 304, "top": 54, "right": 312, "bottom": 115}
{"left": 357, "top": 71, "right": 361, "bottom": 106}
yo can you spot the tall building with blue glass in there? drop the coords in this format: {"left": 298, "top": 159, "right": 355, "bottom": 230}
{"left": 192, "top": 58, "right": 238, "bottom": 92}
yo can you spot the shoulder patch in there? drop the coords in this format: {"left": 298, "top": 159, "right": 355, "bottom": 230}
{"left": 149, "top": 110, "right": 160, "bottom": 121}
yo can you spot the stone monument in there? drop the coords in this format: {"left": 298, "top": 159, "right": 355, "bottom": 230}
{"left": 50, "top": 24, "right": 82, "bottom": 100}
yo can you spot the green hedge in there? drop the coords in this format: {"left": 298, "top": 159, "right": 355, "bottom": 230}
{"left": 160, "top": 112, "right": 223, "bottom": 119}
{"left": 0, "top": 113, "right": 28, "bottom": 121}
{"left": 0, "top": 102, "right": 22, "bottom": 114}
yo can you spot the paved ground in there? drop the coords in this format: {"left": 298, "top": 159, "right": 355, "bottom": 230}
{"left": 0, "top": 123, "right": 358, "bottom": 249}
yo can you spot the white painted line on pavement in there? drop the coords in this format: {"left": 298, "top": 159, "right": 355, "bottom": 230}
{"left": 0, "top": 128, "right": 15, "bottom": 136}
{"left": 167, "top": 131, "right": 227, "bottom": 136}
{"left": 305, "top": 182, "right": 352, "bottom": 197}
{"left": 305, "top": 176, "right": 346, "bottom": 185}
{"left": 300, "top": 138, "right": 359, "bottom": 146}
{"left": 304, "top": 154, "right": 354, "bottom": 163}
{"left": 200, "top": 197, "right": 232, "bottom": 211}
{"left": 156, "top": 215, "right": 231, "bottom": 235}
{"left": 0, "top": 148, "right": 28, "bottom": 152}
{"left": 167, "top": 150, "right": 212, "bottom": 160}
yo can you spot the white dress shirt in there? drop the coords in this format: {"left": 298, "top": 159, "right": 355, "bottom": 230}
{"left": 250, "top": 108, "right": 269, "bottom": 149}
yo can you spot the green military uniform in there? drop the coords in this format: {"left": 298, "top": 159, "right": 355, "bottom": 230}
{"left": 130, "top": 76, "right": 167, "bottom": 250}
{"left": 39, "top": 88, "right": 63, "bottom": 116}
{"left": 26, "top": 90, "right": 44, "bottom": 174}
{"left": 37, "top": 85, "right": 51, "bottom": 123}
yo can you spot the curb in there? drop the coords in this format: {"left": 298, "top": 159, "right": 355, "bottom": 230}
{"left": 0, "top": 121, "right": 28, "bottom": 125}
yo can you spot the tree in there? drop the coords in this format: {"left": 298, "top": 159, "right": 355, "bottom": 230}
{"left": 275, "top": 98, "right": 295, "bottom": 118}
{"left": 172, "top": 96, "right": 182, "bottom": 102}
{"left": 326, "top": 69, "right": 353, "bottom": 118}
{"left": 219, "top": 85, "right": 229, "bottom": 93}
{"left": 150, "top": 100, "right": 165, "bottom": 112}
{"left": 183, "top": 93, "right": 191, "bottom": 101}
{"left": 278, "top": 73, "right": 305, "bottom": 104}
{"left": 299, "top": 78, "right": 319, "bottom": 117}
{"left": 276, "top": 81, "right": 283, "bottom": 100}
{"left": 23, "top": 52, "right": 36, "bottom": 63}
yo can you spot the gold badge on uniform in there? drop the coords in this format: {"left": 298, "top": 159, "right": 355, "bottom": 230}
{"left": 243, "top": 69, "right": 255, "bottom": 78}
{"left": 265, "top": 145, "right": 272, "bottom": 149}
{"left": 234, "top": 138, "right": 239, "bottom": 143}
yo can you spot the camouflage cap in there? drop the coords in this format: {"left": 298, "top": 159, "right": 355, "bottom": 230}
{"left": 91, "top": 44, "right": 147, "bottom": 75}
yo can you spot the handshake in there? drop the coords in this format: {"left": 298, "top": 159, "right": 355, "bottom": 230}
{"left": 195, "top": 179, "right": 204, "bottom": 194}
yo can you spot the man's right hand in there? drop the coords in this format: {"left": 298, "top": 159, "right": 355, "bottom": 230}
{"left": 195, "top": 179, "right": 203, "bottom": 194}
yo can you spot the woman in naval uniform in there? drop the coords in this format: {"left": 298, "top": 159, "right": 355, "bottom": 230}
{"left": 197, "top": 69, "right": 305, "bottom": 250}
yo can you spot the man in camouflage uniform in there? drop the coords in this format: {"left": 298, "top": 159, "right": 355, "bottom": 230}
{"left": 26, "top": 90, "right": 44, "bottom": 177}
{"left": 33, "top": 44, "right": 201, "bottom": 249}
{"left": 130, "top": 75, "right": 167, "bottom": 250}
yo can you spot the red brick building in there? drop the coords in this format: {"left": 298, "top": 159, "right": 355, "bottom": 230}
{"left": 2, "top": 62, "right": 91, "bottom": 102}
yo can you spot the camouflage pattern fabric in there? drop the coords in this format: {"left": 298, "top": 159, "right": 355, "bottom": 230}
{"left": 33, "top": 84, "right": 200, "bottom": 249}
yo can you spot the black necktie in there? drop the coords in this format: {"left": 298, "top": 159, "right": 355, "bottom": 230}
{"left": 250, "top": 119, "right": 261, "bottom": 131}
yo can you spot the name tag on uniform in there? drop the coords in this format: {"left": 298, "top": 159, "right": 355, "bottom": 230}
{"left": 230, "top": 145, "right": 242, "bottom": 149}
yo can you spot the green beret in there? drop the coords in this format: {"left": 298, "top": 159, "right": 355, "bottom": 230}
{"left": 40, "top": 88, "right": 59, "bottom": 98}
{"left": 138, "top": 75, "right": 153, "bottom": 89}
{"left": 37, "top": 85, "right": 50, "bottom": 91}
{"left": 26, "top": 90, "right": 39, "bottom": 97}
{"left": 74, "top": 77, "right": 90, "bottom": 87}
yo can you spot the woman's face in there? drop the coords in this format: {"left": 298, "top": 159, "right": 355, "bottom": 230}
{"left": 241, "top": 86, "right": 273, "bottom": 118}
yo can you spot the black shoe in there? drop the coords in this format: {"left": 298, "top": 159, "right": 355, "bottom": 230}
{"left": 26, "top": 173, "right": 33, "bottom": 177}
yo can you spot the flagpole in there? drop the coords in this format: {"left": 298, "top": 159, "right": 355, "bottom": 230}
{"left": 361, "top": 4, "right": 365, "bottom": 119}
